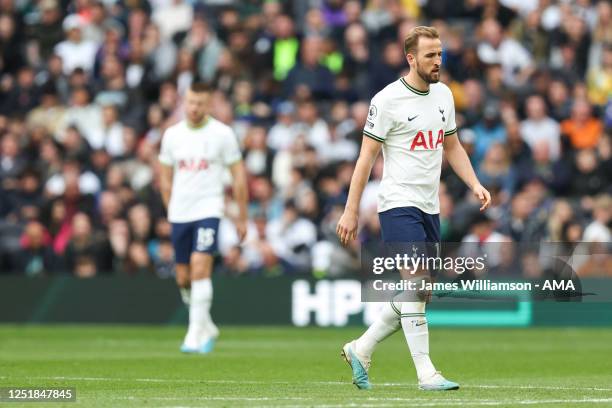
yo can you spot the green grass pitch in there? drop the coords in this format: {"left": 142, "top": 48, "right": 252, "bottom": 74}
{"left": 2, "top": 325, "right": 612, "bottom": 407}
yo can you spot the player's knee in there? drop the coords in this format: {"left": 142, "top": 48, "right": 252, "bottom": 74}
{"left": 175, "top": 265, "right": 190, "bottom": 288}
{"left": 175, "top": 275, "right": 190, "bottom": 288}
{"left": 419, "top": 289, "right": 432, "bottom": 304}
{"left": 190, "top": 253, "right": 213, "bottom": 280}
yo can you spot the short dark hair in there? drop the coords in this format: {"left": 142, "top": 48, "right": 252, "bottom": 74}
{"left": 403, "top": 26, "right": 439, "bottom": 56}
{"left": 189, "top": 82, "right": 213, "bottom": 94}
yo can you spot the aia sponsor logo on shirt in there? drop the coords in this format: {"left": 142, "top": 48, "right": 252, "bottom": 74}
{"left": 178, "top": 158, "right": 209, "bottom": 171}
{"left": 410, "top": 129, "right": 444, "bottom": 150}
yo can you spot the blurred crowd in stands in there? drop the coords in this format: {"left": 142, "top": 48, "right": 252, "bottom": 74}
{"left": 0, "top": 0, "right": 610, "bottom": 278}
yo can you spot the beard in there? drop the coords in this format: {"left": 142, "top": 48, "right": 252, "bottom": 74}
{"left": 416, "top": 61, "right": 440, "bottom": 84}
{"left": 188, "top": 112, "right": 206, "bottom": 124}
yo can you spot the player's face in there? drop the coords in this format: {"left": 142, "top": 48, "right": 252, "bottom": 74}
{"left": 184, "top": 90, "right": 210, "bottom": 124}
{"left": 412, "top": 37, "right": 443, "bottom": 84}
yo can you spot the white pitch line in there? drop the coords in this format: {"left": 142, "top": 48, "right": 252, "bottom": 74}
{"left": 364, "top": 397, "right": 612, "bottom": 404}
{"left": 119, "top": 396, "right": 309, "bottom": 401}
{"left": 117, "top": 396, "right": 483, "bottom": 402}
{"left": 248, "top": 398, "right": 612, "bottom": 408}
{"left": 466, "top": 384, "right": 612, "bottom": 392}
{"left": 4, "top": 376, "right": 612, "bottom": 393}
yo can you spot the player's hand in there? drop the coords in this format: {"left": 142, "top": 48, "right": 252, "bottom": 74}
{"left": 336, "top": 210, "right": 358, "bottom": 246}
{"left": 235, "top": 219, "right": 247, "bottom": 243}
{"left": 472, "top": 183, "right": 491, "bottom": 211}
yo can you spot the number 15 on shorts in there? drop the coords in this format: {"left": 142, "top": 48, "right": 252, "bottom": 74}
{"left": 196, "top": 227, "right": 216, "bottom": 251}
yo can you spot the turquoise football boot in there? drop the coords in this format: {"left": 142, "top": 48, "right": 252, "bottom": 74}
{"left": 180, "top": 343, "right": 199, "bottom": 354}
{"left": 199, "top": 338, "right": 216, "bottom": 354}
{"left": 418, "top": 371, "right": 460, "bottom": 390}
{"left": 341, "top": 341, "right": 372, "bottom": 390}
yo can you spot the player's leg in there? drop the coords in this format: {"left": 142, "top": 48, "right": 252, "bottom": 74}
{"left": 341, "top": 208, "right": 409, "bottom": 389}
{"left": 185, "top": 218, "right": 220, "bottom": 353}
{"left": 352, "top": 301, "right": 401, "bottom": 358}
{"left": 171, "top": 221, "right": 200, "bottom": 352}
{"left": 352, "top": 207, "right": 427, "bottom": 356}
{"left": 175, "top": 264, "right": 191, "bottom": 305}
{"left": 378, "top": 208, "right": 438, "bottom": 382}
{"left": 404, "top": 211, "right": 458, "bottom": 390}
{"left": 342, "top": 300, "right": 400, "bottom": 390}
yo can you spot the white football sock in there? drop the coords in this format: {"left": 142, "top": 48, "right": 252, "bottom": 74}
{"left": 183, "top": 278, "right": 217, "bottom": 348}
{"left": 179, "top": 287, "right": 191, "bottom": 306}
{"left": 354, "top": 301, "right": 401, "bottom": 358}
{"left": 400, "top": 301, "right": 437, "bottom": 381}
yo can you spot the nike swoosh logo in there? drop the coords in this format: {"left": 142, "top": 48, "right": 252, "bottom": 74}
{"left": 415, "top": 321, "right": 427, "bottom": 326}
{"left": 408, "top": 115, "right": 418, "bottom": 121}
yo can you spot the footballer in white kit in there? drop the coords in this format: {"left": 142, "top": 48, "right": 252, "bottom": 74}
{"left": 159, "top": 83, "right": 248, "bottom": 354}
{"left": 337, "top": 27, "right": 491, "bottom": 390}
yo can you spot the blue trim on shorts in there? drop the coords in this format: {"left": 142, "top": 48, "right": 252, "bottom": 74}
{"left": 170, "top": 218, "right": 220, "bottom": 264}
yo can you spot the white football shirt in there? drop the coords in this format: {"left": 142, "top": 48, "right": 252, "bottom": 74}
{"left": 159, "top": 117, "right": 242, "bottom": 223}
{"left": 364, "top": 78, "right": 457, "bottom": 214}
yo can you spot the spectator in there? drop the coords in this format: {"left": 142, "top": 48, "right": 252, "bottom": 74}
{"left": 472, "top": 102, "right": 506, "bottom": 165}
{"left": 509, "top": 9, "right": 549, "bottom": 65}
{"left": 547, "top": 79, "right": 572, "bottom": 121}
{"left": 477, "top": 142, "right": 516, "bottom": 196}
{"left": 14, "top": 221, "right": 56, "bottom": 276}
{"left": 369, "top": 41, "right": 404, "bottom": 95}
{"left": 561, "top": 98, "right": 603, "bottom": 150}
{"left": 550, "top": 14, "right": 591, "bottom": 79}
{"left": 266, "top": 200, "right": 317, "bottom": 272}
{"left": 182, "top": 17, "right": 223, "bottom": 83}
{"left": 283, "top": 37, "right": 336, "bottom": 99}
{"left": 477, "top": 18, "right": 534, "bottom": 88}
{"left": 63, "top": 212, "right": 113, "bottom": 276}
{"left": 0, "top": 13, "right": 25, "bottom": 76}
{"left": 90, "top": 104, "right": 124, "bottom": 157}
{"left": 586, "top": 43, "right": 612, "bottom": 107}
{"left": 152, "top": 239, "right": 174, "bottom": 278}
{"left": 63, "top": 87, "right": 103, "bottom": 148}
{"left": 1, "top": 67, "right": 40, "bottom": 115}
{"left": 60, "top": 126, "right": 91, "bottom": 164}
{"left": 152, "top": 0, "right": 193, "bottom": 42}
{"left": 7, "top": 169, "right": 45, "bottom": 222}
{"left": 124, "top": 241, "right": 153, "bottom": 275}
{"left": 568, "top": 148, "right": 607, "bottom": 198}
{"left": 249, "top": 176, "right": 283, "bottom": 222}
{"left": 0, "top": 133, "right": 27, "bottom": 191}
{"left": 342, "top": 23, "right": 372, "bottom": 99}
{"left": 498, "top": 192, "right": 535, "bottom": 242}
{"left": 293, "top": 100, "right": 331, "bottom": 156}
{"left": 243, "top": 125, "right": 274, "bottom": 179}
{"left": 54, "top": 14, "right": 97, "bottom": 75}
{"left": 584, "top": 194, "right": 611, "bottom": 242}
{"left": 267, "top": 102, "right": 298, "bottom": 152}
{"left": 520, "top": 95, "right": 561, "bottom": 160}
{"left": 26, "top": 83, "right": 66, "bottom": 139}
{"left": 458, "top": 79, "right": 485, "bottom": 128}
{"left": 142, "top": 23, "right": 177, "bottom": 81}
{"left": 45, "top": 158, "right": 100, "bottom": 197}
{"left": 128, "top": 203, "right": 152, "bottom": 243}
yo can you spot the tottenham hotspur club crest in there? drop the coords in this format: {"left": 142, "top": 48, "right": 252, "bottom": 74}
{"left": 439, "top": 107, "right": 445, "bottom": 122}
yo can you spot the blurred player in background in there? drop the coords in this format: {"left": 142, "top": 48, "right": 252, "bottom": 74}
{"left": 159, "top": 83, "right": 248, "bottom": 353}
{"left": 336, "top": 27, "right": 491, "bottom": 390}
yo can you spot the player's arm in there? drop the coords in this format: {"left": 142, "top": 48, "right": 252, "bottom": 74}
{"left": 159, "top": 163, "right": 173, "bottom": 210}
{"left": 229, "top": 160, "right": 248, "bottom": 243}
{"left": 336, "top": 136, "right": 382, "bottom": 246}
{"left": 158, "top": 128, "right": 175, "bottom": 210}
{"left": 443, "top": 132, "right": 491, "bottom": 211}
